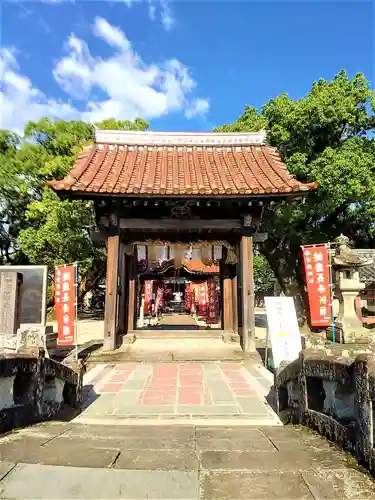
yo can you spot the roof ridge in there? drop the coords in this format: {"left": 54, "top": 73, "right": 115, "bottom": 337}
{"left": 94, "top": 129, "right": 267, "bottom": 147}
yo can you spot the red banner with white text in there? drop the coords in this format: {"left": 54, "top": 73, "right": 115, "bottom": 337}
{"left": 206, "top": 278, "right": 218, "bottom": 324}
{"left": 55, "top": 264, "right": 77, "bottom": 346}
{"left": 198, "top": 282, "right": 208, "bottom": 318}
{"left": 301, "top": 245, "right": 332, "bottom": 327}
{"left": 144, "top": 281, "right": 153, "bottom": 316}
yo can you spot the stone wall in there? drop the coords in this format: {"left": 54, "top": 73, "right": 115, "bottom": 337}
{"left": 275, "top": 347, "right": 375, "bottom": 478}
{"left": 0, "top": 350, "right": 83, "bottom": 433}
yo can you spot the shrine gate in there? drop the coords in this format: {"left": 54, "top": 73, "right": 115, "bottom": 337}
{"left": 50, "top": 129, "right": 316, "bottom": 352}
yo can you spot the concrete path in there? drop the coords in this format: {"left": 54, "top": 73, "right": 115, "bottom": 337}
{"left": 0, "top": 422, "right": 374, "bottom": 499}
{"left": 159, "top": 313, "right": 200, "bottom": 328}
{"left": 78, "top": 361, "right": 280, "bottom": 426}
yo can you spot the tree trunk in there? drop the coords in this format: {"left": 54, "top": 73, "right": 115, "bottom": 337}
{"left": 260, "top": 237, "right": 308, "bottom": 326}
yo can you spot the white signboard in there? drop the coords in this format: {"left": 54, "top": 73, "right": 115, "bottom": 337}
{"left": 264, "top": 296, "right": 302, "bottom": 369}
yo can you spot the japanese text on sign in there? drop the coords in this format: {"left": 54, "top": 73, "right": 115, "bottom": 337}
{"left": 55, "top": 264, "right": 76, "bottom": 347}
{"left": 301, "top": 245, "right": 332, "bottom": 327}
{"left": 265, "top": 296, "right": 302, "bottom": 369}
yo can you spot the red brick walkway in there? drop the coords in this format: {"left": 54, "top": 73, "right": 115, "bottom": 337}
{"left": 80, "top": 362, "right": 279, "bottom": 422}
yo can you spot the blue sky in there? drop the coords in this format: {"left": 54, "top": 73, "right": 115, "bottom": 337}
{"left": 1, "top": 0, "right": 374, "bottom": 134}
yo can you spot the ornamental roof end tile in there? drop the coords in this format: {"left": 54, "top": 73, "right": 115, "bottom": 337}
{"left": 48, "top": 129, "right": 318, "bottom": 197}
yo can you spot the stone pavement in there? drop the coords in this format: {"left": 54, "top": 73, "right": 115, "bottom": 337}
{"left": 0, "top": 360, "right": 374, "bottom": 498}
{"left": 0, "top": 422, "right": 374, "bottom": 499}
{"left": 77, "top": 361, "right": 280, "bottom": 425}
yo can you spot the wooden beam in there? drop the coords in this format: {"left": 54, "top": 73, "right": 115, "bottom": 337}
{"left": 253, "top": 232, "right": 268, "bottom": 243}
{"left": 103, "top": 235, "right": 120, "bottom": 351}
{"left": 100, "top": 217, "right": 242, "bottom": 231}
{"left": 239, "top": 235, "right": 255, "bottom": 352}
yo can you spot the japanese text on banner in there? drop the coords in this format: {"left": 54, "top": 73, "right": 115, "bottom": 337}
{"left": 301, "top": 245, "right": 332, "bottom": 327}
{"left": 206, "top": 278, "right": 218, "bottom": 324}
{"left": 55, "top": 264, "right": 76, "bottom": 346}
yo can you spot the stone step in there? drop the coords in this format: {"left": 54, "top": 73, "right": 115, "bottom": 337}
{"left": 133, "top": 329, "right": 224, "bottom": 339}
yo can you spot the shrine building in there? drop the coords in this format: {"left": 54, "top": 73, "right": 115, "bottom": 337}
{"left": 50, "top": 129, "right": 316, "bottom": 351}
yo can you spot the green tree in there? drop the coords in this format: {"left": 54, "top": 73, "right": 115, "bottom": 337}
{"left": 0, "top": 116, "right": 149, "bottom": 302}
{"left": 215, "top": 71, "right": 375, "bottom": 316}
{"left": 0, "top": 130, "right": 30, "bottom": 264}
{"left": 253, "top": 252, "right": 276, "bottom": 305}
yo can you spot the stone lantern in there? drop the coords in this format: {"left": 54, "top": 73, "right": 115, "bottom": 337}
{"left": 329, "top": 235, "right": 373, "bottom": 343}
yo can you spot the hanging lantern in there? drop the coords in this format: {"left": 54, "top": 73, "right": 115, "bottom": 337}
{"left": 201, "top": 245, "right": 213, "bottom": 266}
{"left": 147, "top": 241, "right": 157, "bottom": 265}
{"left": 173, "top": 244, "right": 185, "bottom": 269}
{"left": 225, "top": 245, "right": 237, "bottom": 265}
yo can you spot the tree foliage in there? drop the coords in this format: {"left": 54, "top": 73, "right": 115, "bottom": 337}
{"left": 0, "top": 116, "right": 149, "bottom": 301}
{"left": 253, "top": 252, "right": 276, "bottom": 301}
{"left": 215, "top": 70, "right": 375, "bottom": 313}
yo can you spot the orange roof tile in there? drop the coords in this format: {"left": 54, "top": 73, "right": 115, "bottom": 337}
{"left": 49, "top": 130, "right": 316, "bottom": 197}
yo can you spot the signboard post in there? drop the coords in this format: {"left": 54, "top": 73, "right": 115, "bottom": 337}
{"left": 55, "top": 263, "right": 78, "bottom": 356}
{"left": 301, "top": 244, "right": 332, "bottom": 328}
{"left": 264, "top": 296, "right": 302, "bottom": 369}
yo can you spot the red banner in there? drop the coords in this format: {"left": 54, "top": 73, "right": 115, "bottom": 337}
{"left": 206, "top": 278, "right": 218, "bottom": 324}
{"left": 55, "top": 264, "right": 76, "bottom": 346}
{"left": 185, "top": 283, "right": 193, "bottom": 311}
{"left": 155, "top": 286, "right": 164, "bottom": 314}
{"left": 301, "top": 245, "right": 332, "bottom": 327}
{"left": 144, "top": 280, "right": 153, "bottom": 315}
{"left": 198, "top": 282, "right": 207, "bottom": 317}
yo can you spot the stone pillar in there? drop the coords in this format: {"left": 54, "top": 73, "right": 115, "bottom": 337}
{"left": 0, "top": 271, "right": 23, "bottom": 334}
{"left": 334, "top": 269, "right": 372, "bottom": 343}
{"left": 104, "top": 235, "right": 120, "bottom": 351}
{"left": 239, "top": 235, "right": 255, "bottom": 352}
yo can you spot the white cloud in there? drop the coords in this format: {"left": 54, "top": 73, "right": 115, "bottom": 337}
{"left": 93, "top": 17, "right": 131, "bottom": 51}
{"left": 0, "top": 18, "right": 209, "bottom": 133}
{"left": 160, "top": 0, "right": 175, "bottom": 31}
{"left": 147, "top": 0, "right": 175, "bottom": 30}
{"left": 185, "top": 98, "right": 211, "bottom": 119}
{"left": 0, "top": 48, "right": 78, "bottom": 134}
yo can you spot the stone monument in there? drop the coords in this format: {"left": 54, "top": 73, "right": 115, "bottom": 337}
{"left": 328, "top": 235, "right": 373, "bottom": 344}
{"left": 0, "top": 266, "right": 56, "bottom": 356}
{"left": 0, "top": 271, "right": 23, "bottom": 351}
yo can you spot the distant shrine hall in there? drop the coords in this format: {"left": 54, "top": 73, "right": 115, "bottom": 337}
{"left": 50, "top": 129, "right": 315, "bottom": 351}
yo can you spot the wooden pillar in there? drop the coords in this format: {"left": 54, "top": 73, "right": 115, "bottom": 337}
{"left": 104, "top": 235, "right": 120, "bottom": 351}
{"left": 232, "top": 274, "right": 238, "bottom": 336}
{"left": 239, "top": 235, "right": 255, "bottom": 352}
{"left": 221, "top": 261, "right": 234, "bottom": 332}
{"left": 127, "top": 252, "right": 136, "bottom": 332}
{"left": 117, "top": 242, "right": 127, "bottom": 335}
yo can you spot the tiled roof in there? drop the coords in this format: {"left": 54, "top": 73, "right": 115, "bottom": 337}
{"left": 357, "top": 250, "right": 375, "bottom": 283}
{"left": 49, "top": 130, "right": 317, "bottom": 197}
